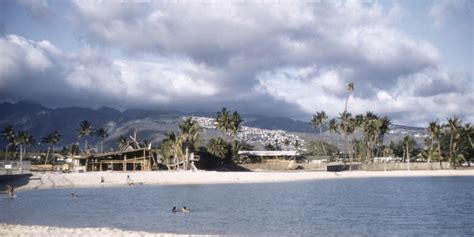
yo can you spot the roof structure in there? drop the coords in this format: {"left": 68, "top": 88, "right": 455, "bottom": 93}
{"left": 238, "top": 150, "right": 298, "bottom": 157}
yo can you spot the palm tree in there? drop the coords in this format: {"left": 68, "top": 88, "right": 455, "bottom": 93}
{"left": 376, "top": 116, "right": 391, "bottom": 157}
{"left": 328, "top": 118, "right": 339, "bottom": 148}
{"left": 42, "top": 131, "right": 62, "bottom": 165}
{"left": 363, "top": 113, "right": 382, "bottom": 162}
{"left": 338, "top": 111, "right": 352, "bottom": 161}
{"left": 231, "top": 112, "right": 243, "bottom": 135}
{"left": 216, "top": 107, "right": 232, "bottom": 135}
{"left": 78, "top": 120, "right": 94, "bottom": 153}
{"left": 17, "top": 131, "right": 34, "bottom": 161}
{"left": 95, "top": 128, "right": 108, "bottom": 153}
{"left": 216, "top": 108, "right": 243, "bottom": 162}
{"left": 446, "top": 116, "right": 462, "bottom": 168}
{"left": 2, "top": 125, "right": 15, "bottom": 161}
{"left": 427, "top": 120, "right": 441, "bottom": 165}
{"left": 207, "top": 137, "right": 228, "bottom": 159}
{"left": 344, "top": 82, "right": 354, "bottom": 114}
{"left": 464, "top": 123, "right": 473, "bottom": 149}
{"left": 179, "top": 117, "right": 201, "bottom": 152}
{"left": 311, "top": 111, "right": 328, "bottom": 156}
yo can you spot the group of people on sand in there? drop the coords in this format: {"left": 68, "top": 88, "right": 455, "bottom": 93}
{"left": 172, "top": 206, "right": 189, "bottom": 213}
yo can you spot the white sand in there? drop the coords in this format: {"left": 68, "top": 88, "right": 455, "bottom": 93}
{"left": 16, "top": 169, "right": 474, "bottom": 191}
{"left": 0, "top": 223, "right": 212, "bottom": 237}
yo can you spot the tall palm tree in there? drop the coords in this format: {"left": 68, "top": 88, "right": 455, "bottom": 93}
{"left": 344, "top": 82, "right": 354, "bottom": 114}
{"left": 216, "top": 108, "right": 243, "bottom": 162}
{"left": 216, "top": 107, "right": 232, "bottom": 135}
{"left": 95, "top": 128, "right": 108, "bottom": 153}
{"left": 17, "top": 131, "right": 34, "bottom": 161}
{"left": 427, "top": 120, "right": 440, "bottom": 165}
{"left": 446, "top": 116, "right": 462, "bottom": 168}
{"left": 78, "top": 120, "right": 94, "bottom": 153}
{"left": 311, "top": 111, "right": 328, "bottom": 156}
{"left": 42, "top": 131, "right": 62, "bottom": 165}
{"left": 2, "top": 124, "right": 16, "bottom": 161}
{"left": 328, "top": 118, "right": 339, "bottom": 148}
{"left": 363, "top": 113, "right": 382, "bottom": 162}
{"left": 376, "top": 116, "right": 391, "bottom": 157}
{"left": 179, "top": 117, "right": 201, "bottom": 152}
{"left": 338, "top": 111, "right": 352, "bottom": 161}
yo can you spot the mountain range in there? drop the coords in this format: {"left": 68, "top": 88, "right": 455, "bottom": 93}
{"left": 0, "top": 101, "right": 425, "bottom": 150}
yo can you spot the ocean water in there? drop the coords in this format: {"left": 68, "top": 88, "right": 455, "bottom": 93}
{"left": 1, "top": 176, "right": 473, "bottom": 236}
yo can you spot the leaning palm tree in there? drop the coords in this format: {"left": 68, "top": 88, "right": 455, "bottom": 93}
{"left": 78, "top": 120, "right": 94, "bottom": 153}
{"left": 311, "top": 111, "right": 328, "bottom": 156}
{"left": 42, "top": 131, "right": 62, "bottom": 165}
{"left": 95, "top": 128, "right": 108, "bottom": 153}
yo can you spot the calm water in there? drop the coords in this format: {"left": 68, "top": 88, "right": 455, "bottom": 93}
{"left": 1, "top": 177, "right": 473, "bottom": 236}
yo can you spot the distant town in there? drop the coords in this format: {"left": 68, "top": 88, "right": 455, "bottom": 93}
{"left": 193, "top": 116, "right": 305, "bottom": 150}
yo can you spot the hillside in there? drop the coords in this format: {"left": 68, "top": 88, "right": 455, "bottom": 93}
{"left": 0, "top": 101, "right": 426, "bottom": 150}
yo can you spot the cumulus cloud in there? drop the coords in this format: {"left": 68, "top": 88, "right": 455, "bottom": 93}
{"left": 0, "top": 34, "right": 222, "bottom": 109}
{"left": 0, "top": 1, "right": 472, "bottom": 126}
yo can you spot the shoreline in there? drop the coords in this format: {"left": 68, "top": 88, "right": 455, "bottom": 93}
{"left": 0, "top": 223, "right": 210, "bottom": 237}
{"left": 12, "top": 169, "right": 474, "bottom": 191}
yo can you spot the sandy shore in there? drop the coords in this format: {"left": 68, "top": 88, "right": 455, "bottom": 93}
{"left": 0, "top": 224, "right": 212, "bottom": 237}
{"left": 13, "top": 169, "right": 474, "bottom": 191}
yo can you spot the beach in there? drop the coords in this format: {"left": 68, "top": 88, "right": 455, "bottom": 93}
{"left": 14, "top": 169, "right": 474, "bottom": 191}
{"left": 0, "top": 224, "right": 211, "bottom": 237}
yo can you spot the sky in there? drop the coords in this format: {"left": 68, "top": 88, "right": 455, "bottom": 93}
{"left": 0, "top": 0, "right": 472, "bottom": 127}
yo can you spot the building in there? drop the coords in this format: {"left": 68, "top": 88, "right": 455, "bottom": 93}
{"left": 76, "top": 148, "right": 156, "bottom": 172}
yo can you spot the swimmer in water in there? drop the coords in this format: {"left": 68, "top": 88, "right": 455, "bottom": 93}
{"left": 172, "top": 207, "right": 177, "bottom": 213}
{"left": 6, "top": 185, "right": 15, "bottom": 199}
{"left": 181, "top": 206, "right": 189, "bottom": 213}
{"left": 70, "top": 193, "right": 77, "bottom": 198}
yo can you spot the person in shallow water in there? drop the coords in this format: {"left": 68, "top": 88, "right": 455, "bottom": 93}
{"left": 181, "top": 206, "right": 189, "bottom": 213}
{"left": 6, "top": 184, "right": 15, "bottom": 199}
{"left": 172, "top": 207, "right": 177, "bottom": 213}
{"left": 70, "top": 193, "right": 77, "bottom": 198}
